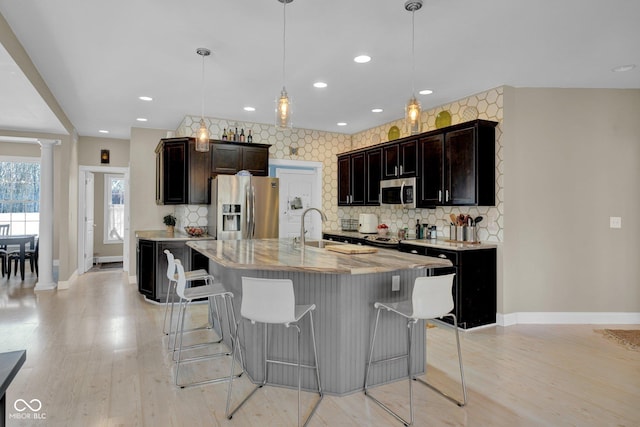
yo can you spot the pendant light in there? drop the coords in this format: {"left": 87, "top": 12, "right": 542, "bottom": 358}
{"left": 196, "top": 47, "right": 211, "bottom": 152}
{"left": 405, "top": 0, "right": 423, "bottom": 135}
{"left": 276, "top": 0, "right": 293, "bottom": 128}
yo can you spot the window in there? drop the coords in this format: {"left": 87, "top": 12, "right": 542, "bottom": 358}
{"left": 104, "top": 174, "right": 125, "bottom": 244}
{"left": 0, "top": 158, "right": 40, "bottom": 235}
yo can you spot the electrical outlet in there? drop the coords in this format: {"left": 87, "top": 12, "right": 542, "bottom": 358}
{"left": 610, "top": 216, "right": 622, "bottom": 229}
{"left": 392, "top": 275, "right": 400, "bottom": 292}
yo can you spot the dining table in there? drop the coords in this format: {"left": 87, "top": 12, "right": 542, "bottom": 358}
{"left": 0, "top": 235, "right": 36, "bottom": 281}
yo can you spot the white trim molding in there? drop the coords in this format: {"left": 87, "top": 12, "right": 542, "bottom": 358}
{"left": 497, "top": 312, "right": 640, "bottom": 327}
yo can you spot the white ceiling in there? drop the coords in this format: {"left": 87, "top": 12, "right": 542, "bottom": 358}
{"left": 0, "top": 0, "right": 638, "bottom": 140}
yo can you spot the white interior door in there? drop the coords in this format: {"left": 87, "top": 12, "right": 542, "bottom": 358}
{"left": 84, "top": 172, "right": 95, "bottom": 271}
{"left": 276, "top": 168, "right": 321, "bottom": 239}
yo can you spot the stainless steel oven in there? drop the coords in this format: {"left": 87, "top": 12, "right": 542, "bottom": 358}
{"left": 380, "top": 177, "right": 416, "bottom": 209}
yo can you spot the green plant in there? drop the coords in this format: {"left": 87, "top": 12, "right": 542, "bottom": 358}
{"left": 163, "top": 214, "right": 176, "bottom": 226}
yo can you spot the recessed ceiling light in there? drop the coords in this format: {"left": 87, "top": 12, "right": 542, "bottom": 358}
{"left": 99, "top": 130, "right": 109, "bottom": 134}
{"left": 419, "top": 89, "right": 433, "bottom": 95}
{"left": 354, "top": 55, "right": 371, "bottom": 64}
{"left": 337, "top": 122, "right": 347, "bottom": 126}
{"left": 138, "top": 96, "right": 153, "bottom": 101}
{"left": 612, "top": 64, "right": 636, "bottom": 72}
{"left": 244, "top": 106, "right": 256, "bottom": 112}
{"left": 371, "top": 108, "right": 383, "bottom": 113}
{"left": 313, "top": 82, "right": 328, "bottom": 88}
{"left": 136, "top": 118, "right": 148, "bottom": 122}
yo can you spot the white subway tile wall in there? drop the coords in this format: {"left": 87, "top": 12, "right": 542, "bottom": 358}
{"left": 175, "top": 86, "right": 503, "bottom": 242}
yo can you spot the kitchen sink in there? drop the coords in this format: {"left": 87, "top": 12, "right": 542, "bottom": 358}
{"left": 304, "top": 239, "right": 345, "bottom": 248}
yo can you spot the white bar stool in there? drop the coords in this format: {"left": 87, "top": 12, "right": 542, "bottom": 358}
{"left": 173, "top": 260, "right": 243, "bottom": 388}
{"left": 226, "top": 277, "right": 323, "bottom": 427}
{"left": 163, "top": 249, "right": 211, "bottom": 349}
{"left": 364, "top": 273, "right": 467, "bottom": 426}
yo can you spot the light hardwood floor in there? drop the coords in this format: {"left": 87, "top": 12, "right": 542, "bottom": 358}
{"left": 1, "top": 270, "right": 638, "bottom": 426}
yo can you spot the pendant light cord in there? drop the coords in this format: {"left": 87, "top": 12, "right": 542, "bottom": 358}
{"left": 411, "top": 9, "right": 416, "bottom": 97}
{"left": 201, "top": 52, "right": 205, "bottom": 119}
{"left": 282, "top": 0, "right": 287, "bottom": 89}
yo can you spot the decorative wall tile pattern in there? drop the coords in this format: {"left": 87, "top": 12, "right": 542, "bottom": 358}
{"left": 174, "top": 86, "right": 503, "bottom": 242}
{"left": 348, "top": 87, "right": 504, "bottom": 242}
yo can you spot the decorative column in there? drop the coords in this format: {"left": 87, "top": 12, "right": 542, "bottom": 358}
{"left": 35, "top": 139, "right": 58, "bottom": 291}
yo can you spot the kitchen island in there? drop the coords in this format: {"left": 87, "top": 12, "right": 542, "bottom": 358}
{"left": 187, "top": 238, "right": 452, "bottom": 395}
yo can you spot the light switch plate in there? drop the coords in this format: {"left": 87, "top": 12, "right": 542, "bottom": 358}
{"left": 392, "top": 275, "right": 400, "bottom": 292}
{"left": 610, "top": 216, "right": 622, "bottom": 229}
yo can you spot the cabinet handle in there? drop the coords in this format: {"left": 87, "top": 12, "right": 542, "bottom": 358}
{"left": 445, "top": 190, "right": 449, "bottom": 202}
{"left": 411, "top": 250, "right": 418, "bottom": 254}
{"left": 438, "top": 254, "right": 448, "bottom": 259}
{"left": 438, "top": 190, "right": 442, "bottom": 202}
{"left": 400, "top": 165, "right": 403, "bottom": 175}
{"left": 395, "top": 166, "right": 398, "bottom": 176}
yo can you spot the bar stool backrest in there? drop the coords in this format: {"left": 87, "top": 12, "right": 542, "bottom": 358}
{"left": 164, "top": 249, "right": 177, "bottom": 282}
{"left": 411, "top": 274, "right": 455, "bottom": 319}
{"left": 241, "top": 277, "right": 296, "bottom": 325}
{"left": 173, "top": 260, "right": 188, "bottom": 299}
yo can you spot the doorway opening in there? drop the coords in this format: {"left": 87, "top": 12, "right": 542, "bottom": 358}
{"left": 78, "top": 165, "right": 130, "bottom": 275}
{"left": 270, "top": 159, "right": 323, "bottom": 240}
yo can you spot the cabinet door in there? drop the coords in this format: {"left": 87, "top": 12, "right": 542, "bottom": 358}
{"left": 188, "top": 140, "right": 211, "bottom": 205}
{"left": 382, "top": 144, "right": 399, "bottom": 179}
{"left": 137, "top": 239, "right": 155, "bottom": 297}
{"left": 418, "top": 134, "right": 444, "bottom": 206}
{"left": 399, "top": 139, "right": 418, "bottom": 177}
{"left": 163, "top": 140, "right": 188, "bottom": 204}
{"left": 155, "top": 148, "right": 163, "bottom": 204}
{"left": 337, "top": 155, "right": 351, "bottom": 205}
{"left": 156, "top": 242, "right": 190, "bottom": 302}
{"left": 350, "top": 152, "right": 366, "bottom": 205}
{"left": 446, "top": 127, "right": 477, "bottom": 205}
{"left": 242, "top": 146, "right": 269, "bottom": 176}
{"left": 212, "top": 144, "right": 242, "bottom": 175}
{"left": 365, "top": 148, "right": 382, "bottom": 205}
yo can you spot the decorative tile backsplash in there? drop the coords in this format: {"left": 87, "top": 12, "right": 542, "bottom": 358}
{"left": 175, "top": 86, "right": 504, "bottom": 242}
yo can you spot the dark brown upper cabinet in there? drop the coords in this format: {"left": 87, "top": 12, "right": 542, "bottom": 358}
{"left": 211, "top": 141, "right": 270, "bottom": 176}
{"left": 418, "top": 120, "right": 497, "bottom": 207}
{"left": 337, "top": 152, "right": 366, "bottom": 206}
{"left": 156, "top": 137, "right": 211, "bottom": 205}
{"left": 382, "top": 139, "right": 418, "bottom": 179}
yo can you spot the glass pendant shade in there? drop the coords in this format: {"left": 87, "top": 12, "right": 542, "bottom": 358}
{"left": 276, "top": 87, "right": 291, "bottom": 128}
{"left": 196, "top": 119, "right": 210, "bottom": 152}
{"left": 405, "top": 96, "right": 422, "bottom": 135}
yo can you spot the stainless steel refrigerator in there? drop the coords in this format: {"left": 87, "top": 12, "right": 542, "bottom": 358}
{"left": 208, "top": 175, "right": 279, "bottom": 240}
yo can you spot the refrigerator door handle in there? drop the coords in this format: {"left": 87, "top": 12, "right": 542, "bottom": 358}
{"left": 244, "top": 186, "right": 251, "bottom": 239}
{"left": 251, "top": 185, "right": 256, "bottom": 238}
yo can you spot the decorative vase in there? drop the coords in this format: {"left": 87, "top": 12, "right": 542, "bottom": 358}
{"left": 166, "top": 225, "right": 175, "bottom": 234}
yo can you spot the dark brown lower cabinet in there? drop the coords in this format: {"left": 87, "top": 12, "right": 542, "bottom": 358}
{"left": 398, "top": 243, "right": 496, "bottom": 329}
{"left": 137, "top": 239, "right": 209, "bottom": 302}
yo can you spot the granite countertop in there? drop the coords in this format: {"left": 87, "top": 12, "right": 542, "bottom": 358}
{"left": 323, "top": 229, "right": 498, "bottom": 251}
{"left": 187, "top": 238, "right": 452, "bottom": 275}
{"left": 135, "top": 230, "right": 216, "bottom": 242}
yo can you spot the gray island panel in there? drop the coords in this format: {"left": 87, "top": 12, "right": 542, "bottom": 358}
{"left": 187, "top": 238, "right": 452, "bottom": 395}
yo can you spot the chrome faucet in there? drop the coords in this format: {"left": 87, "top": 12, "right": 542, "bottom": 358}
{"left": 300, "top": 207, "right": 327, "bottom": 249}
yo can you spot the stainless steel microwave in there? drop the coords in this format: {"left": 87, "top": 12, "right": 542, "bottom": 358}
{"left": 380, "top": 177, "right": 416, "bottom": 209}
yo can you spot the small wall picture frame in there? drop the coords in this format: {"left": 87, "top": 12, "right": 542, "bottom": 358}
{"left": 100, "top": 149, "right": 110, "bottom": 164}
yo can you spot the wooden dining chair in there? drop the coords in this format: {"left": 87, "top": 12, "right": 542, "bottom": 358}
{"left": 0, "top": 224, "right": 9, "bottom": 277}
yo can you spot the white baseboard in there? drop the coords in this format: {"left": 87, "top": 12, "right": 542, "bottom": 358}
{"left": 497, "top": 312, "right": 640, "bottom": 326}
{"left": 128, "top": 275, "right": 137, "bottom": 285}
{"left": 57, "top": 269, "right": 78, "bottom": 290}
{"left": 94, "top": 256, "right": 123, "bottom": 263}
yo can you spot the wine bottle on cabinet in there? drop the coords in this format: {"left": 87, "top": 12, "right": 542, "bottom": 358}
{"left": 222, "top": 128, "right": 228, "bottom": 140}
{"left": 234, "top": 127, "right": 239, "bottom": 142}
{"left": 247, "top": 129, "right": 253, "bottom": 143}
{"left": 240, "top": 128, "right": 245, "bottom": 142}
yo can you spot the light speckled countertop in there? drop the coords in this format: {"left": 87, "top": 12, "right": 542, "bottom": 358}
{"left": 323, "top": 230, "right": 498, "bottom": 251}
{"left": 135, "top": 230, "right": 215, "bottom": 242}
{"left": 187, "top": 238, "right": 452, "bottom": 275}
